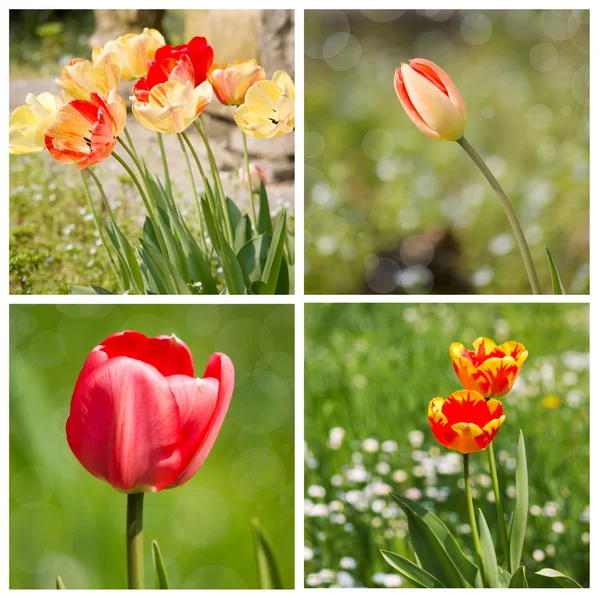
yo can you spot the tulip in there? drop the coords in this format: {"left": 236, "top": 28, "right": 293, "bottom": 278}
{"left": 428, "top": 390, "right": 505, "bottom": 454}
{"left": 133, "top": 36, "right": 213, "bottom": 103}
{"left": 239, "top": 163, "right": 267, "bottom": 193}
{"left": 92, "top": 28, "right": 165, "bottom": 80}
{"left": 67, "top": 330, "right": 234, "bottom": 492}
{"left": 450, "top": 337, "right": 528, "bottom": 397}
{"left": 208, "top": 59, "right": 266, "bottom": 106}
{"left": 56, "top": 54, "right": 122, "bottom": 102}
{"left": 45, "top": 91, "right": 126, "bottom": 170}
{"left": 9, "top": 92, "right": 63, "bottom": 154}
{"left": 234, "top": 70, "right": 295, "bottom": 139}
{"left": 394, "top": 58, "right": 467, "bottom": 141}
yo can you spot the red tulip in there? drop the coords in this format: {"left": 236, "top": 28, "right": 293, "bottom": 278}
{"left": 66, "top": 330, "right": 234, "bottom": 493}
{"left": 133, "top": 36, "right": 213, "bottom": 103}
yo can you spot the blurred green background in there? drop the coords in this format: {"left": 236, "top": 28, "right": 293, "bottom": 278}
{"left": 305, "top": 10, "right": 589, "bottom": 294}
{"left": 305, "top": 303, "right": 589, "bottom": 587}
{"left": 10, "top": 303, "right": 294, "bottom": 589}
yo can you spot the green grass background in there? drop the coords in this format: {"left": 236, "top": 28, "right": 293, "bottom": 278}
{"left": 305, "top": 303, "right": 589, "bottom": 587}
{"left": 304, "top": 10, "right": 589, "bottom": 294}
{"left": 10, "top": 304, "right": 294, "bottom": 589}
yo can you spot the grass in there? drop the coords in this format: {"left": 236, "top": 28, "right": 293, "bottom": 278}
{"left": 304, "top": 303, "right": 589, "bottom": 587}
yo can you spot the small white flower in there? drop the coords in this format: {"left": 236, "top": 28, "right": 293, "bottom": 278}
{"left": 382, "top": 440, "right": 398, "bottom": 453}
{"left": 308, "top": 485, "right": 326, "bottom": 499}
{"left": 328, "top": 427, "right": 345, "bottom": 450}
{"left": 306, "top": 573, "right": 321, "bottom": 586}
{"left": 383, "top": 574, "right": 402, "bottom": 588}
{"left": 532, "top": 549, "right": 545, "bottom": 562}
{"left": 405, "top": 487, "right": 422, "bottom": 501}
{"left": 340, "top": 557, "right": 357, "bottom": 570}
{"left": 304, "top": 547, "right": 314, "bottom": 561}
{"left": 337, "top": 571, "right": 354, "bottom": 588}
{"left": 408, "top": 430, "right": 424, "bottom": 447}
{"left": 552, "top": 522, "right": 565, "bottom": 534}
{"left": 393, "top": 469, "right": 408, "bottom": 483}
{"left": 362, "top": 438, "right": 379, "bottom": 453}
{"left": 376, "top": 461, "right": 391, "bottom": 476}
{"left": 319, "top": 569, "right": 335, "bottom": 583}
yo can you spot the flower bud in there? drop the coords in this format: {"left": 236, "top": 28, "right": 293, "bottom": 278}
{"left": 239, "top": 163, "right": 267, "bottom": 193}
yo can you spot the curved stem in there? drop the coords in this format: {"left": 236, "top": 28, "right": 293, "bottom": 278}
{"left": 126, "top": 493, "right": 144, "bottom": 589}
{"left": 241, "top": 131, "right": 258, "bottom": 229}
{"left": 123, "top": 126, "right": 138, "bottom": 161}
{"left": 464, "top": 453, "right": 487, "bottom": 587}
{"left": 487, "top": 442, "right": 510, "bottom": 568}
{"left": 157, "top": 133, "right": 173, "bottom": 200}
{"left": 117, "top": 136, "right": 141, "bottom": 171}
{"left": 457, "top": 136, "right": 542, "bottom": 294}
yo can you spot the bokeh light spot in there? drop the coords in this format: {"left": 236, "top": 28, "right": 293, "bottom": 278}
{"left": 305, "top": 131, "right": 326, "bottom": 159}
{"left": 360, "top": 10, "right": 405, "bottom": 23}
{"left": 525, "top": 104, "right": 553, "bottom": 129}
{"left": 365, "top": 257, "right": 399, "bottom": 294}
{"left": 529, "top": 42, "right": 558, "bottom": 72}
{"left": 325, "top": 34, "right": 362, "bottom": 71}
{"left": 231, "top": 448, "right": 286, "bottom": 502}
{"left": 29, "top": 331, "right": 67, "bottom": 368}
{"left": 538, "top": 144, "right": 557, "bottom": 164}
{"left": 460, "top": 13, "right": 493, "bottom": 46}
{"left": 540, "top": 10, "right": 571, "bottom": 41}
{"left": 362, "top": 129, "right": 395, "bottom": 161}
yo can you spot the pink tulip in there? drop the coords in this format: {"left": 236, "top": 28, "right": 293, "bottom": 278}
{"left": 239, "top": 163, "right": 267, "bottom": 193}
{"left": 66, "top": 330, "right": 234, "bottom": 493}
{"left": 394, "top": 58, "right": 467, "bottom": 141}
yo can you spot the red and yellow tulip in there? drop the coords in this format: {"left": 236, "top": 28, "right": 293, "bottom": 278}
{"left": 208, "top": 59, "right": 265, "bottom": 106}
{"left": 394, "top": 58, "right": 467, "bottom": 141}
{"left": 428, "top": 390, "right": 505, "bottom": 454}
{"left": 92, "top": 28, "right": 165, "bottom": 80}
{"left": 56, "top": 53, "right": 122, "bottom": 102}
{"left": 44, "top": 91, "right": 126, "bottom": 170}
{"left": 450, "top": 337, "right": 528, "bottom": 397}
{"left": 234, "top": 70, "right": 295, "bottom": 139}
{"left": 9, "top": 92, "right": 63, "bottom": 154}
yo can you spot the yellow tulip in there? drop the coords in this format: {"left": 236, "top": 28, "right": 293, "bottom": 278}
{"left": 9, "top": 92, "right": 64, "bottom": 154}
{"left": 131, "top": 80, "right": 213, "bottom": 134}
{"left": 208, "top": 59, "right": 265, "bottom": 106}
{"left": 234, "top": 70, "right": 295, "bottom": 139}
{"left": 92, "top": 28, "right": 165, "bottom": 80}
{"left": 56, "top": 53, "right": 122, "bottom": 102}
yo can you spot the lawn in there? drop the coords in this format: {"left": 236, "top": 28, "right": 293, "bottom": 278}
{"left": 304, "top": 303, "right": 589, "bottom": 587}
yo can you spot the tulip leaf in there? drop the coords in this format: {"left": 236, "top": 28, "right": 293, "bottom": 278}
{"left": 545, "top": 247, "right": 567, "bottom": 294}
{"left": 509, "top": 565, "right": 528, "bottom": 588}
{"left": 275, "top": 257, "right": 290, "bottom": 295}
{"left": 151, "top": 540, "right": 170, "bottom": 589}
{"left": 235, "top": 215, "right": 253, "bottom": 253}
{"left": 252, "top": 517, "right": 284, "bottom": 589}
{"left": 509, "top": 431, "right": 528, "bottom": 573}
{"left": 107, "top": 218, "right": 144, "bottom": 294}
{"left": 257, "top": 181, "right": 273, "bottom": 235}
{"left": 139, "top": 239, "right": 191, "bottom": 294}
{"left": 237, "top": 234, "right": 271, "bottom": 287}
{"left": 226, "top": 196, "right": 243, "bottom": 234}
{"left": 535, "top": 568, "right": 582, "bottom": 588}
{"left": 390, "top": 494, "right": 471, "bottom": 587}
{"left": 477, "top": 509, "right": 499, "bottom": 588}
{"left": 91, "top": 284, "right": 114, "bottom": 295}
{"left": 498, "top": 566, "right": 512, "bottom": 588}
{"left": 285, "top": 231, "right": 295, "bottom": 265}
{"left": 260, "top": 210, "right": 287, "bottom": 295}
{"left": 68, "top": 285, "right": 98, "bottom": 295}
{"left": 390, "top": 494, "right": 477, "bottom": 585}
{"left": 380, "top": 550, "right": 446, "bottom": 588}
{"left": 56, "top": 575, "right": 65, "bottom": 589}
{"left": 139, "top": 248, "right": 169, "bottom": 295}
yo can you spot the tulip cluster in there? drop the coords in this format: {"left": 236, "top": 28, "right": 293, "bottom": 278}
{"left": 428, "top": 337, "right": 528, "bottom": 454}
{"left": 9, "top": 26, "right": 295, "bottom": 295}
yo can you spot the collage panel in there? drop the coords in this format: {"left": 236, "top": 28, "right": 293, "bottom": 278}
{"left": 9, "top": 9, "right": 295, "bottom": 296}
{"left": 304, "top": 10, "right": 589, "bottom": 295}
{"left": 9, "top": 304, "right": 294, "bottom": 589}
{"left": 304, "top": 302, "right": 589, "bottom": 588}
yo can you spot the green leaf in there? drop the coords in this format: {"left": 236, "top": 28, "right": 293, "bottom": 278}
{"left": 498, "top": 567, "right": 511, "bottom": 588}
{"left": 108, "top": 218, "right": 144, "bottom": 294}
{"left": 390, "top": 494, "right": 477, "bottom": 585}
{"left": 139, "top": 249, "right": 169, "bottom": 295}
{"left": 90, "top": 284, "right": 114, "bottom": 295}
{"left": 478, "top": 509, "right": 499, "bottom": 588}
{"left": 380, "top": 550, "right": 446, "bottom": 588}
{"left": 226, "top": 196, "right": 243, "bottom": 234}
{"left": 535, "top": 568, "right": 582, "bottom": 588}
{"left": 275, "top": 257, "right": 290, "bottom": 295}
{"left": 234, "top": 214, "right": 253, "bottom": 253}
{"left": 252, "top": 517, "right": 284, "bottom": 589}
{"left": 151, "top": 540, "right": 170, "bottom": 589}
{"left": 237, "top": 234, "right": 271, "bottom": 287}
{"left": 545, "top": 247, "right": 567, "bottom": 294}
{"left": 139, "top": 239, "right": 191, "bottom": 295}
{"left": 105, "top": 225, "right": 131, "bottom": 291}
{"left": 56, "top": 575, "right": 65, "bottom": 589}
{"left": 285, "top": 231, "right": 295, "bottom": 265}
{"left": 390, "top": 494, "right": 471, "bottom": 587}
{"left": 509, "top": 565, "right": 528, "bottom": 588}
{"left": 509, "top": 431, "right": 528, "bottom": 573}
{"left": 221, "top": 240, "right": 247, "bottom": 295}
{"left": 257, "top": 181, "right": 273, "bottom": 235}
{"left": 68, "top": 285, "right": 98, "bottom": 295}
{"left": 260, "top": 211, "right": 287, "bottom": 295}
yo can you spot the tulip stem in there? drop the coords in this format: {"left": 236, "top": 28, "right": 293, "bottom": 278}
{"left": 463, "top": 453, "right": 487, "bottom": 587}
{"left": 126, "top": 493, "right": 144, "bottom": 589}
{"left": 241, "top": 131, "right": 258, "bottom": 229}
{"left": 487, "top": 442, "right": 510, "bottom": 568}
{"left": 157, "top": 133, "right": 173, "bottom": 200}
{"left": 457, "top": 136, "right": 542, "bottom": 295}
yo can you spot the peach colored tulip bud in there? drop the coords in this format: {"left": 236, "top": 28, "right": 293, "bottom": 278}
{"left": 239, "top": 163, "right": 267, "bottom": 193}
{"left": 394, "top": 58, "right": 467, "bottom": 141}
{"left": 208, "top": 59, "right": 266, "bottom": 106}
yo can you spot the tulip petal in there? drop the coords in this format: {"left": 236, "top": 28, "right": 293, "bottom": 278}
{"left": 172, "top": 353, "right": 234, "bottom": 487}
{"left": 66, "top": 356, "right": 183, "bottom": 492}
{"left": 134, "top": 334, "right": 195, "bottom": 378}
{"left": 167, "top": 374, "right": 219, "bottom": 468}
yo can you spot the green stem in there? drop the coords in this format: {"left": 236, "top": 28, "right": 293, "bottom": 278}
{"left": 464, "top": 453, "right": 487, "bottom": 587}
{"left": 194, "top": 118, "right": 234, "bottom": 246}
{"left": 177, "top": 133, "right": 209, "bottom": 256}
{"left": 157, "top": 133, "right": 173, "bottom": 200}
{"left": 241, "top": 131, "right": 258, "bottom": 229}
{"left": 126, "top": 493, "right": 144, "bottom": 589}
{"left": 457, "top": 136, "right": 541, "bottom": 294}
{"left": 123, "top": 126, "right": 138, "bottom": 161}
{"left": 487, "top": 442, "right": 510, "bottom": 568}
{"left": 117, "top": 136, "right": 141, "bottom": 171}
{"left": 80, "top": 170, "right": 121, "bottom": 289}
